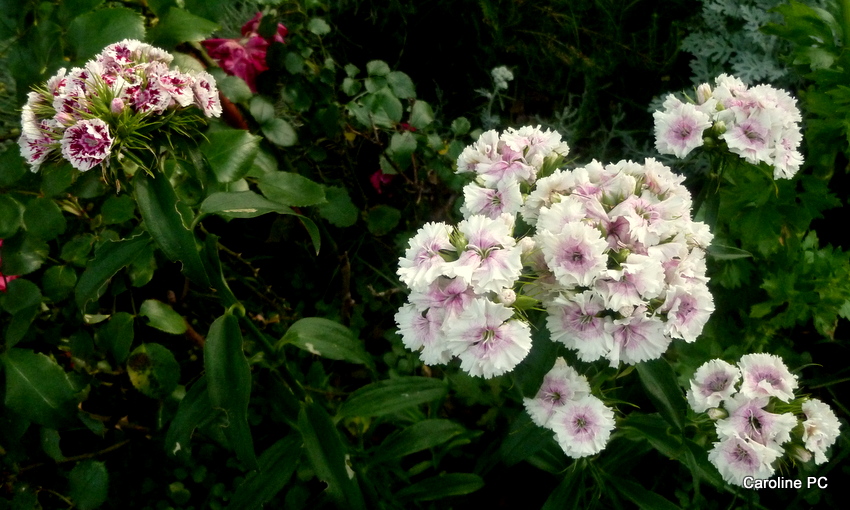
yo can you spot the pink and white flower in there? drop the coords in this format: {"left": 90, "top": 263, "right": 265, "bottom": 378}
{"left": 551, "top": 396, "right": 616, "bottom": 459}
{"left": 397, "top": 222, "right": 454, "bottom": 292}
{"left": 708, "top": 436, "right": 782, "bottom": 486}
{"left": 687, "top": 359, "right": 740, "bottom": 412}
{"left": 801, "top": 398, "right": 841, "bottom": 465}
{"left": 715, "top": 395, "right": 796, "bottom": 450}
{"left": 738, "top": 353, "right": 798, "bottom": 402}
{"left": 524, "top": 357, "right": 592, "bottom": 427}
{"left": 605, "top": 311, "right": 670, "bottom": 366}
{"left": 537, "top": 222, "right": 608, "bottom": 288}
{"left": 60, "top": 118, "right": 113, "bottom": 171}
{"left": 193, "top": 70, "right": 223, "bottom": 118}
{"left": 653, "top": 95, "right": 711, "bottom": 158}
{"left": 394, "top": 304, "right": 452, "bottom": 365}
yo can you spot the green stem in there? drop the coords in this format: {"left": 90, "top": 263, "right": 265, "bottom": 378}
{"left": 239, "top": 314, "right": 306, "bottom": 400}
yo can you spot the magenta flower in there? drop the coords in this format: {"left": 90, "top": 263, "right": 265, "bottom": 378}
{"left": 0, "top": 239, "right": 20, "bottom": 292}
{"left": 369, "top": 170, "right": 394, "bottom": 194}
{"left": 60, "top": 118, "right": 113, "bottom": 171}
{"left": 201, "top": 12, "right": 287, "bottom": 92}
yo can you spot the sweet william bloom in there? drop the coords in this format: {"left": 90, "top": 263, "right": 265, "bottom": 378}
{"left": 60, "top": 118, "right": 113, "bottom": 171}
{"left": 687, "top": 359, "right": 740, "bottom": 413}
{"left": 537, "top": 222, "right": 608, "bottom": 288}
{"left": 738, "top": 353, "right": 798, "bottom": 402}
{"left": 801, "top": 398, "right": 841, "bottom": 465}
{"left": 551, "top": 396, "right": 616, "bottom": 459}
{"left": 444, "top": 298, "right": 532, "bottom": 378}
{"left": 708, "top": 436, "right": 781, "bottom": 486}
{"left": 523, "top": 357, "right": 591, "bottom": 427}
{"left": 653, "top": 95, "right": 712, "bottom": 158}
{"left": 394, "top": 303, "right": 452, "bottom": 365}
{"left": 193, "top": 71, "right": 223, "bottom": 118}
{"left": 546, "top": 291, "right": 613, "bottom": 363}
{"left": 460, "top": 178, "right": 523, "bottom": 219}
{"left": 397, "top": 222, "right": 454, "bottom": 292}
{"left": 716, "top": 395, "right": 796, "bottom": 450}
{"left": 201, "top": 12, "right": 287, "bottom": 92}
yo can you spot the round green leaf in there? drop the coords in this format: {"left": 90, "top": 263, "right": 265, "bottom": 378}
{"left": 1, "top": 233, "right": 49, "bottom": 276}
{"left": 387, "top": 71, "right": 416, "bottom": 99}
{"left": 42, "top": 265, "right": 77, "bottom": 302}
{"left": 451, "top": 117, "right": 471, "bottom": 135}
{"left": 127, "top": 343, "right": 180, "bottom": 399}
{"left": 95, "top": 312, "right": 135, "bottom": 364}
{"left": 200, "top": 191, "right": 294, "bottom": 219}
{"left": 0, "top": 147, "right": 28, "bottom": 187}
{"left": 409, "top": 100, "right": 435, "bottom": 129}
{"left": 249, "top": 96, "right": 275, "bottom": 125}
{"left": 280, "top": 317, "right": 371, "bottom": 366}
{"left": 139, "top": 299, "right": 187, "bottom": 335}
{"left": 262, "top": 118, "right": 298, "bottom": 147}
{"left": 201, "top": 129, "right": 262, "bottom": 183}
{"left": 69, "top": 460, "right": 109, "bottom": 510}
{"left": 1, "top": 277, "right": 41, "bottom": 314}
{"left": 60, "top": 234, "right": 96, "bottom": 266}
{"left": 67, "top": 8, "right": 145, "bottom": 61}
{"left": 366, "top": 60, "right": 390, "bottom": 77}
{"left": 316, "top": 186, "right": 358, "bottom": 228}
{"left": 307, "top": 17, "right": 331, "bottom": 35}
{"left": 259, "top": 172, "right": 326, "bottom": 207}
{"left": 147, "top": 7, "right": 219, "bottom": 47}
{"left": 0, "top": 195, "right": 24, "bottom": 238}
{"left": 366, "top": 205, "right": 401, "bottom": 236}
{"left": 23, "top": 197, "right": 66, "bottom": 241}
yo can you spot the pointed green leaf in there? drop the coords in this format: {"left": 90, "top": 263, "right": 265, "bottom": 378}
{"left": 298, "top": 402, "right": 366, "bottom": 510}
{"left": 636, "top": 358, "right": 687, "bottom": 431}
{"left": 280, "top": 318, "right": 371, "bottom": 367}
{"left": 409, "top": 100, "right": 434, "bottom": 129}
{"left": 259, "top": 172, "right": 326, "bottom": 207}
{"left": 134, "top": 171, "right": 210, "bottom": 287}
{"left": 609, "top": 475, "right": 681, "bottom": 510}
{"left": 69, "top": 460, "right": 109, "bottom": 510}
{"left": 262, "top": 118, "right": 298, "bottom": 147}
{"left": 139, "top": 299, "right": 187, "bottom": 335}
{"left": 75, "top": 233, "right": 152, "bottom": 310}
{"left": 200, "top": 191, "right": 294, "bottom": 219}
{"left": 205, "top": 312, "right": 257, "bottom": 469}
{"left": 200, "top": 129, "right": 262, "bottom": 184}
{"left": 1, "top": 349, "right": 79, "bottom": 428}
{"left": 338, "top": 377, "right": 447, "bottom": 418}
{"left": 387, "top": 71, "right": 416, "bottom": 99}
{"left": 395, "top": 473, "right": 484, "bottom": 502}
{"left": 165, "top": 377, "right": 222, "bottom": 462}
{"left": 95, "top": 312, "right": 135, "bottom": 364}
{"left": 67, "top": 8, "right": 145, "bottom": 61}
{"left": 371, "top": 419, "right": 464, "bottom": 465}
{"left": 42, "top": 266, "right": 77, "bottom": 302}
{"left": 230, "top": 434, "right": 303, "bottom": 510}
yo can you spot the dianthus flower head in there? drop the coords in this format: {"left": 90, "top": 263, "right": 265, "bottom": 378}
{"left": 523, "top": 357, "right": 591, "bottom": 427}
{"left": 801, "top": 398, "right": 841, "bottom": 465}
{"left": 708, "top": 436, "right": 782, "bottom": 486}
{"left": 653, "top": 95, "right": 712, "bottom": 158}
{"left": 687, "top": 359, "right": 740, "bottom": 413}
{"left": 551, "top": 396, "right": 616, "bottom": 459}
{"left": 738, "top": 353, "right": 798, "bottom": 402}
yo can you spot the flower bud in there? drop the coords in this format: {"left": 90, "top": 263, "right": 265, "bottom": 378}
{"left": 696, "top": 83, "right": 712, "bottom": 105}
{"left": 707, "top": 407, "right": 728, "bottom": 420}
{"left": 499, "top": 288, "right": 517, "bottom": 306}
{"left": 789, "top": 444, "right": 813, "bottom": 464}
{"left": 111, "top": 98, "right": 125, "bottom": 114}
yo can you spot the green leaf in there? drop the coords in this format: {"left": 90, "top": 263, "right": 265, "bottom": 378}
{"left": 338, "top": 377, "right": 447, "bottom": 418}
{"left": 134, "top": 171, "right": 210, "bottom": 287}
{"left": 366, "top": 60, "right": 391, "bottom": 77}
{"left": 542, "top": 467, "right": 585, "bottom": 510}
{"left": 200, "top": 129, "right": 262, "bottom": 184}
{"left": 40, "top": 163, "right": 76, "bottom": 197}
{"left": 395, "top": 473, "right": 484, "bottom": 502}
{"left": 341, "top": 77, "right": 361, "bottom": 96}
{"left": 249, "top": 96, "right": 275, "bottom": 124}
{"left": 371, "top": 419, "right": 464, "bottom": 465}
{"left": 0, "top": 233, "right": 49, "bottom": 276}
{"left": 451, "top": 117, "right": 471, "bottom": 136}
{"left": 100, "top": 194, "right": 136, "bottom": 225}
{"left": 262, "top": 118, "right": 298, "bottom": 147}
{"left": 280, "top": 318, "right": 371, "bottom": 366}
{"left": 69, "top": 460, "right": 109, "bottom": 510}
{"left": 366, "top": 205, "right": 401, "bottom": 236}
{"left": 498, "top": 412, "right": 553, "bottom": 466}
{"left": 148, "top": 7, "right": 219, "bottom": 47}
{"left": 205, "top": 312, "right": 257, "bottom": 470}
{"left": 139, "top": 299, "right": 187, "bottom": 335}
{"left": 0, "top": 194, "right": 24, "bottom": 238}
{"left": 618, "top": 413, "right": 683, "bottom": 460}
{"left": 307, "top": 17, "right": 331, "bottom": 35}
{"left": 41, "top": 427, "right": 65, "bottom": 461}
{"left": 409, "top": 100, "right": 435, "bottom": 129}
{"left": 200, "top": 191, "right": 294, "bottom": 220}
{"left": 42, "top": 265, "right": 77, "bottom": 302}
{"left": 388, "top": 132, "right": 417, "bottom": 169}
{"left": 609, "top": 476, "right": 680, "bottom": 510}
{"left": 75, "top": 233, "right": 152, "bottom": 310}
{"left": 344, "top": 64, "right": 359, "bottom": 77}
{"left": 165, "top": 377, "right": 221, "bottom": 462}
{"left": 1, "top": 278, "right": 41, "bottom": 314}
{"left": 1, "top": 348, "right": 79, "bottom": 428}
{"left": 706, "top": 244, "right": 753, "bottom": 260}
{"left": 387, "top": 71, "right": 416, "bottom": 99}
{"left": 316, "top": 186, "right": 358, "bottom": 228}
{"left": 298, "top": 402, "right": 366, "bottom": 510}
{"left": 127, "top": 343, "right": 180, "bottom": 399}
{"left": 229, "top": 434, "right": 302, "bottom": 510}
{"left": 0, "top": 147, "right": 28, "bottom": 187}
{"left": 211, "top": 71, "right": 253, "bottom": 103}
{"left": 373, "top": 88, "right": 403, "bottom": 125}
{"left": 283, "top": 52, "right": 305, "bottom": 74}
{"left": 67, "top": 8, "right": 145, "bottom": 61}
{"left": 23, "top": 197, "right": 66, "bottom": 241}
{"left": 636, "top": 358, "right": 687, "bottom": 431}
{"left": 95, "top": 312, "right": 135, "bottom": 364}
{"left": 259, "top": 172, "right": 327, "bottom": 207}
{"left": 60, "top": 234, "right": 96, "bottom": 266}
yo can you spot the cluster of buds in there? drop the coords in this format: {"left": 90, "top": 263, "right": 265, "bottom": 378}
{"left": 687, "top": 354, "right": 841, "bottom": 486}
{"left": 653, "top": 74, "right": 803, "bottom": 179}
{"left": 19, "top": 39, "right": 221, "bottom": 173}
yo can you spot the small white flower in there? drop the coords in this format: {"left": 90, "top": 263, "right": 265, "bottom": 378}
{"left": 802, "top": 398, "right": 841, "bottom": 465}
{"left": 708, "top": 436, "right": 781, "bottom": 487}
{"left": 523, "top": 357, "right": 591, "bottom": 427}
{"left": 687, "top": 359, "right": 740, "bottom": 412}
{"left": 551, "top": 396, "right": 616, "bottom": 459}
{"left": 738, "top": 353, "right": 798, "bottom": 402}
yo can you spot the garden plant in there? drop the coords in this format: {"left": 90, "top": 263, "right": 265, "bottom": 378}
{"left": 0, "top": 1, "right": 847, "bottom": 509}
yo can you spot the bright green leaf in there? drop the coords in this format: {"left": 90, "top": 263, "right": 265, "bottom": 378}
{"left": 139, "top": 299, "right": 187, "bottom": 335}
{"left": 409, "top": 100, "right": 435, "bottom": 129}
{"left": 200, "top": 129, "right": 262, "bottom": 184}
{"left": 148, "top": 7, "right": 219, "bottom": 47}
{"left": 200, "top": 191, "right": 294, "bottom": 219}
{"left": 67, "top": 8, "right": 145, "bottom": 61}
{"left": 1, "top": 348, "right": 79, "bottom": 428}
{"left": 262, "top": 118, "right": 298, "bottom": 147}
{"left": 338, "top": 377, "right": 447, "bottom": 417}
{"left": 280, "top": 317, "right": 371, "bottom": 366}
{"left": 366, "top": 60, "right": 390, "bottom": 77}
{"left": 259, "top": 172, "right": 326, "bottom": 207}
{"left": 636, "top": 358, "right": 687, "bottom": 431}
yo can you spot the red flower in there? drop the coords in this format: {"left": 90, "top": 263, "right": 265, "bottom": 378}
{"left": 201, "top": 13, "right": 287, "bottom": 93}
{"left": 370, "top": 170, "right": 395, "bottom": 194}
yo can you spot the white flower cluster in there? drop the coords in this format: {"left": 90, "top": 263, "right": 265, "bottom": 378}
{"left": 19, "top": 39, "right": 221, "bottom": 172}
{"left": 526, "top": 159, "right": 714, "bottom": 367}
{"left": 523, "top": 358, "right": 616, "bottom": 458}
{"left": 687, "top": 354, "right": 841, "bottom": 487}
{"left": 490, "top": 66, "right": 515, "bottom": 91}
{"left": 653, "top": 74, "right": 803, "bottom": 179}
